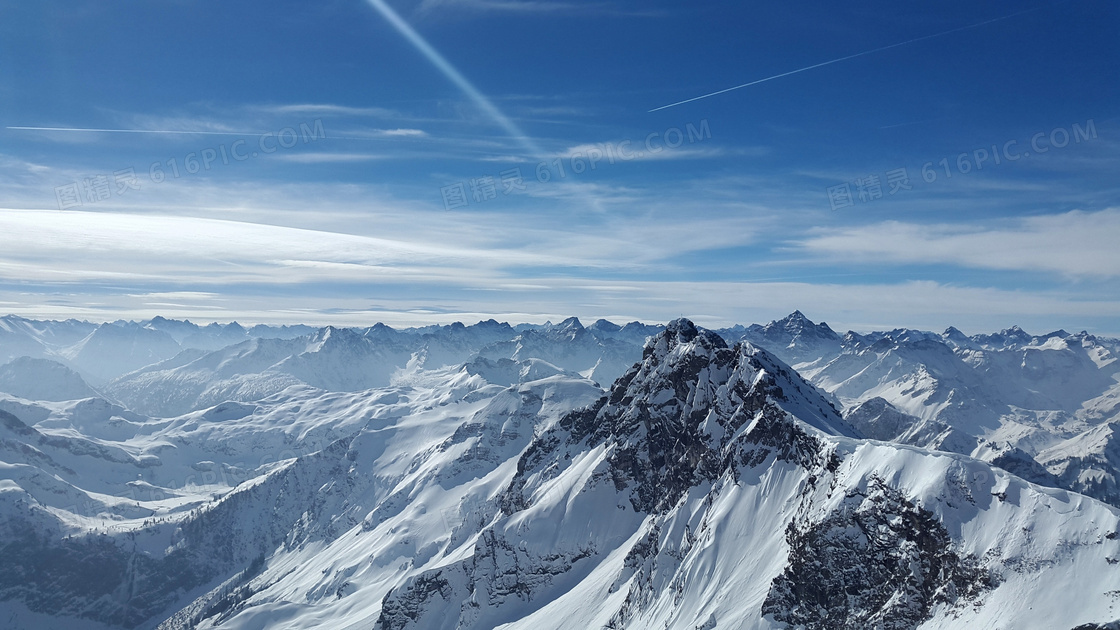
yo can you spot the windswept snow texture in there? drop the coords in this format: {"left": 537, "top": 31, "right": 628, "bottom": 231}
{"left": 101, "top": 317, "right": 652, "bottom": 418}
{"left": 724, "top": 312, "right": 1120, "bottom": 508}
{"left": 0, "top": 357, "right": 98, "bottom": 402}
{"left": 0, "top": 314, "right": 1119, "bottom": 629}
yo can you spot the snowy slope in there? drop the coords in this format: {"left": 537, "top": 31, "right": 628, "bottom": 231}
{"left": 1037, "top": 420, "right": 1120, "bottom": 506}
{"left": 143, "top": 317, "right": 314, "bottom": 348}
{"left": 734, "top": 312, "right": 1120, "bottom": 508}
{"left": 0, "top": 357, "right": 99, "bottom": 402}
{"left": 102, "top": 337, "right": 309, "bottom": 418}
{"left": 1, "top": 360, "right": 607, "bottom": 629}
{"left": 105, "top": 327, "right": 424, "bottom": 417}
{"left": 724, "top": 310, "right": 844, "bottom": 367}
{"left": 367, "top": 320, "right": 1120, "bottom": 630}
{"left": 103, "top": 320, "right": 647, "bottom": 418}
{"left": 62, "top": 323, "right": 183, "bottom": 385}
{"left": 0, "top": 316, "right": 98, "bottom": 365}
{"left": 478, "top": 317, "right": 644, "bottom": 387}
{"left": 0, "top": 316, "right": 651, "bottom": 414}
{"left": 4, "top": 315, "right": 1120, "bottom": 629}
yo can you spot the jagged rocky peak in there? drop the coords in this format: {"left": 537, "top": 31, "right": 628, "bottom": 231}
{"left": 619, "top": 321, "right": 661, "bottom": 334}
{"left": 971, "top": 324, "right": 1034, "bottom": 350}
{"left": 942, "top": 325, "right": 972, "bottom": 345}
{"left": 770, "top": 310, "right": 839, "bottom": 338}
{"left": 553, "top": 316, "right": 584, "bottom": 332}
{"left": 588, "top": 318, "right": 621, "bottom": 333}
{"left": 640, "top": 316, "right": 725, "bottom": 360}
{"left": 843, "top": 397, "right": 918, "bottom": 442}
{"left": 999, "top": 325, "right": 1033, "bottom": 347}
{"left": 619, "top": 318, "right": 851, "bottom": 438}
{"left": 519, "top": 319, "right": 850, "bottom": 513}
{"left": 737, "top": 311, "right": 844, "bottom": 366}
{"left": 312, "top": 324, "right": 356, "bottom": 341}
{"left": 363, "top": 322, "right": 396, "bottom": 336}
{"left": 474, "top": 318, "right": 509, "bottom": 330}
{"left": 303, "top": 325, "right": 369, "bottom": 353}
{"left": 763, "top": 477, "right": 993, "bottom": 629}
{"left": 782, "top": 309, "right": 811, "bottom": 325}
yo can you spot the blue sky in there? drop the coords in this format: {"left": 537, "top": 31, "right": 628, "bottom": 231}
{"left": 1, "top": 0, "right": 1118, "bottom": 334}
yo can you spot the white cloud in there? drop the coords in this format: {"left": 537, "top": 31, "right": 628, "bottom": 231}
{"left": 252, "top": 103, "right": 399, "bottom": 117}
{"left": 418, "top": 0, "right": 575, "bottom": 12}
{"left": 329, "top": 128, "right": 430, "bottom": 139}
{"left": 1, "top": 278, "right": 1116, "bottom": 337}
{"left": 0, "top": 209, "right": 594, "bottom": 286}
{"left": 415, "top": 0, "right": 652, "bottom": 14}
{"left": 379, "top": 128, "right": 428, "bottom": 137}
{"left": 120, "top": 113, "right": 249, "bottom": 134}
{"left": 795, "top": 208, "right": 1120, "bottom": 278}
{"left": 558, "top": 143, "right": 730, "bottom": 162}
{"left": 274, "top": 152, "right": 392, "bottom": 163}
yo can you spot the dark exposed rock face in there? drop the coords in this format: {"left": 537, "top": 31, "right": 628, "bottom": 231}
{"left": 0, "top": 438, "right": 356, "bottom": 629}
{"left": 762, "top": 477, "right": 993, "bottom": 630}
{"left": 984, "top": 442, "right": 1062, "bottom": 489}
{"left": 377, "top": 571, "right": 455, "bottom": 630}
{"left": 506, "top": 319, "right": 848, "bottom": 515}
{"left": 844, "top": 397, "right": 920, "bottom": 442}
{"left": 377, "top": 320, "right": 998, "bottom": 630}
{"left": 1041, "top": 424, "right": 1120, "bottom": 509}
{"left": 380, "top": 320, "right": 850, "bottom": 630}
{"left": 730, "top": 310, "right": 843, "bottom": 366}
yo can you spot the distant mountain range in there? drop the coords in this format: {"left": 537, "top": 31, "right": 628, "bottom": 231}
{"left": 0, "top": 313, "right": 1118, "bottom": 629}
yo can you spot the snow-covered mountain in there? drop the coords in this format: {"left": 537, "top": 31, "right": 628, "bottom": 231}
{"left": 722, "top": 312, "right": 1120, "bottom": 509}
{"left": 2, "top": 315, "right": 1120, "bottom": 629}
{"left": 476, "top": 317, "right": 644, "bottom": 387}
{"left": 62, "top": 323, "right": 184, "bottom": 385}
{"left": 104, "top": 318, "right": 651, "bottom": 418}
{"left": 722, "top": 309, "right": 843, "bottom": 366}
{"left": 0, "top": 357, "right": 99, "bottom": 402}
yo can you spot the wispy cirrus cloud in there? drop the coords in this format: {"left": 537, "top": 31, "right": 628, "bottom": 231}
{"left": 250, "top": 103, "right": 400, "bottom": 118}
{"left": 378, "top": 128, "right": 429, "bottom": 137}
{"left": 327, "top": 127, "right": 430, "bottom": 140}
{"left": 273, "top": 152, "right": 394, "bottom": 163}
{"left": 2, "top": 274, "right": 1117, "bottom": 336}
{"left": 794, "top": 208, "right": 1120, "bottom": 279}
{"left": 415, "top": 0, "right": 663, "bottom": 16}
{"left": 557, "top": 143, "right": 732, "bottom": 162}
{"left": 0, "top": 208, "right": 594, "bottom": 287}
{"left": 418, "top": 0, "right": 580, "bottom": 13}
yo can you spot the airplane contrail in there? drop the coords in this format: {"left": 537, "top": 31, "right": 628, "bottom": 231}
{"left": 5, "top": 125, "right": 428, "bottom": 142}
{"left": 363, "top": 0, "right": 545, "bottom": 158}
{"left": 648, "top": 7, "right": 1043, "bottom": 113}
{"left": 5, "top": 126, "right": 266, "bottom": 136}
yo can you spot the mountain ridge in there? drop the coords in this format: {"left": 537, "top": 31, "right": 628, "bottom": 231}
{"left": 2, "top": 314, "right": 1120, "bottom": 629}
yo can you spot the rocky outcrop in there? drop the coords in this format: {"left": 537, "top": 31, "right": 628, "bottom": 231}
{"left": 762, "top": 477, "right": 992, "bottom": 629}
